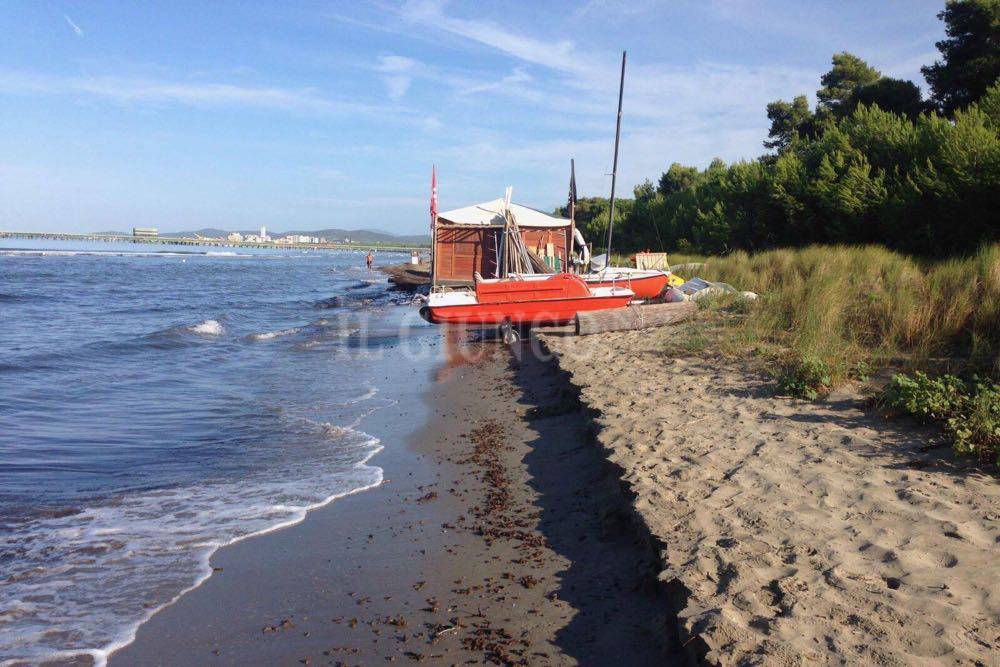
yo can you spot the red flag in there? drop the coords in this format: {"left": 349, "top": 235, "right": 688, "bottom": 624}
{"left": 430, "top": 165, "right": 438, "bottom": 231}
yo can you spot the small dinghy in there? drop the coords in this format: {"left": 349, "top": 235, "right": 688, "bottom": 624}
{"left": 581, "top": 268, "right": 671, "bottom": 300}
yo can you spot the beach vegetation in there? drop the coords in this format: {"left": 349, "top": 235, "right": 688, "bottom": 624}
{"left": 878, "top": 371, "right": 1000, "bottom": 464}
{"left": 878, "top": 371, "right": 970, "bottom": 422}
{"left": 775, "top": 356, "right": 833, "bottom": 400}
{"left": 693, "top": 243, "right": 1000, "bottom": 382}
{"left": 679, "top": 243, "right": 1000, "bottom": 464}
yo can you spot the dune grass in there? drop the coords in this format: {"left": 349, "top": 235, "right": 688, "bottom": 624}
{"left": 668, "top": 244, "right": 1000, "bottom": 463}
{"left": 616, "top": 244, "right": 1000, "bottom": 459}
{"left": 681, "top": 244, "right": 1000, "bottom": 382}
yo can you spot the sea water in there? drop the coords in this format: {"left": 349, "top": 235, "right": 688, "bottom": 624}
{"left": 0, "top": 239, "right": 432, "bottom": 664}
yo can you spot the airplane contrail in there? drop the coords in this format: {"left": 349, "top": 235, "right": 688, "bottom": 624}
{"left": 64, "top": 14, "right": 84, "bottom": 37}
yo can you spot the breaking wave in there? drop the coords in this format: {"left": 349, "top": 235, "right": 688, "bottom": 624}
{"left": 187, "top": 319, "right": 224, "bottom": 336}
{"left": 248, "top": 327, "right": 301, "bottom": 341}
{"left": 0, "top": 426, "right": 384, "bottom": 666}
{"left": 0, "top": 242, "right": 421, "bottom": 665}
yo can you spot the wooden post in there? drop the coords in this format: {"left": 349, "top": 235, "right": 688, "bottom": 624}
{"left": 575, "top": 301, "right": 695, "bottom": 336}
{"left": 430, "top": 217, "right": 438, "bottom": 287}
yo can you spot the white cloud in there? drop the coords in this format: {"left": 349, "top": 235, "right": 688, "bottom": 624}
{"left": 383, "top": 75, "right": 412, "bottom": 99}
{"left": 394, "top": 0, "right": 820, "bottom": 196}
{"left": 376, "top": 55, "right": 416, "bottom": 99}
{"left": 63, "top": 14, "right": 84, "bottom": 37}
{"left": 570, "top": 0, "right": 664, "bottom": 23}
{"left": 377, "top": 55, "right": 416, "bottom": 73}
{"left": 400, "top": 0, "right": 584, "bottom": 75}
{"left": 0, "top": 69, "right": 388, "bottom": 116}
{"left": 456, "top": 66, "right": 533, "bottom": 97}
{"left": 396, "top": 1, "right": 815, "bottom": 122}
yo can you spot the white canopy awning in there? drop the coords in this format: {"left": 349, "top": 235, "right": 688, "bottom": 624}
{"left": 437, "top": 198, "right": 570, "bottom": 228}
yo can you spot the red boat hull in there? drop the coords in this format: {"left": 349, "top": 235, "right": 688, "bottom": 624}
{"left": 583, "top": 273, "right": 669, "bottom": 299}
{"left": 421, "top": 273, "right": 633, "bottom": 326}
{"left": 420, "top": 293, "right": 632, "bottom": 325}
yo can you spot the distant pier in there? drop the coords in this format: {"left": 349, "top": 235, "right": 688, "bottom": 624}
{"left": 0, "top": 231, "right": 427, "bottom": 253}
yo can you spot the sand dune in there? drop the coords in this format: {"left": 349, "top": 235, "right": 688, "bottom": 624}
{"left": 543, "top": 328, "right": 999, "bottom": 665}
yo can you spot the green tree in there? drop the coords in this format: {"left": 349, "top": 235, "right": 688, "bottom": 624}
{"left": 707, "top": 157, "right": 727, "bottom": 173}
{"left": 554, "top": 197, "right": 609, "bottom": 242}
{"left": 657, "top": 163, "right": 699, "bottom": 196}
{"left": 922, "top": 0, "right": 1000, "bottom": 115}
{"left": 847, "top": 78, "right": 928, "bottom": 120}
{"left": 817, "top": 52, "right": 881, "bottom": 114}
{"left": 765, "top": 95, "right": 814, "bottom": 152}
{"left": 978, "top": 79, "right": 1000, "bottom": 127}
{"left": 633, "top": 179, "right": 655, "bottom": 201}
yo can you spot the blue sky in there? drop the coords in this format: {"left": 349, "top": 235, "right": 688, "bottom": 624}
{"left": 1, "top": 1, "right": 945, "bottom": 234}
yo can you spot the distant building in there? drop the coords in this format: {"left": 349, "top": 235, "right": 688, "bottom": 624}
{"left": 283, "top": 234, "right": 322, "bottom": 244}
{"left": 259, "top": 225, "right": 269, "bottom": 242}
{"left": 133, "top": 227, "right": 158, "bottom": 238}
{"left": 227, "top": 232, "right": 244, "bottom": 242}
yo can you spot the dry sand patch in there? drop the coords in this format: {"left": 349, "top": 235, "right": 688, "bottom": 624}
{"left": 542, "top": 328, "right": 999, "bottom": 665}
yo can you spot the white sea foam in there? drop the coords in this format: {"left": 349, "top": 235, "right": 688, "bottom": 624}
{"left": 187, "top": 319, "right": 223, "bottom": 336}
{"left": 342, "top": 384, "right": 379, "bottom": 405}
{"left": 248, "top": 327, "right": 301, "bottom": 341}
{"left": 0, "top": 427, "right": 384, "bottom": 666}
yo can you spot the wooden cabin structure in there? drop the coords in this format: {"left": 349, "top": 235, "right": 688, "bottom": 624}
{"left": 432, "top": 199, "right": 572, "bottom": 285}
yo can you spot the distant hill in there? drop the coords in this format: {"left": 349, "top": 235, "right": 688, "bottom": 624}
{"left": 93, "top": 227, "right": 430, "bottom": 245}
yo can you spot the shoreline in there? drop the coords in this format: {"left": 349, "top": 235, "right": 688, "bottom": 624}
{"left": 3, "top": 249, "right": 424, "bottom": 667}
{"left": 53, "top": 318, "right": 998, "bottom": 665}
{"left": 50, "top": 455, "right": 387, "bottom": 667}
{"left": 110, "top": 333, "right": 679, "bottom": 665}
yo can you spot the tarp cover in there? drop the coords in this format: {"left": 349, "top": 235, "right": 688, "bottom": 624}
{"left": 437, "top": 198, "right": 570, "bottom": 228}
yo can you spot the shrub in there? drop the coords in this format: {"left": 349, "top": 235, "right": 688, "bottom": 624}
{"left": 776, "top": 356, "right": 832, "bottom": 399}
{"left": 878, "top": 372, "right": 1000, "bottom": 465}
{"left": 878, "top": 372, "right": 968, "bottom": 423}
{"left": 949, "top": 379, "right": 1000, "bottom": 465}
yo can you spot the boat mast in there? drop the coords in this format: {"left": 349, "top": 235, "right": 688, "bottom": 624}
{"left": 604, "top": 51, "right": 626, "bottom": 269}
{"left": 568, "top": 158, "right": 576, "bottom": 273}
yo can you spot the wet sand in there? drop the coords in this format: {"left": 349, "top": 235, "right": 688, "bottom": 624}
{"left": 112, "top": 335, "right": 677, "bottom": 665}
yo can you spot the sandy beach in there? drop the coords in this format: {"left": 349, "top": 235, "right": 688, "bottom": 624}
{"left": 112, "top": 333, "right": 677, "bottom": 665}
{"left": 541, "top": 327, "right": 1000, "bottom": 665}
{"left": 106, "top": 322, "right": 999, "bottom": 666}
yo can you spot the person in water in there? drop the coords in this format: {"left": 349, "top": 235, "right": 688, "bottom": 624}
{"left": 365, "top": 250, "right": 374, "bottom": 271}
